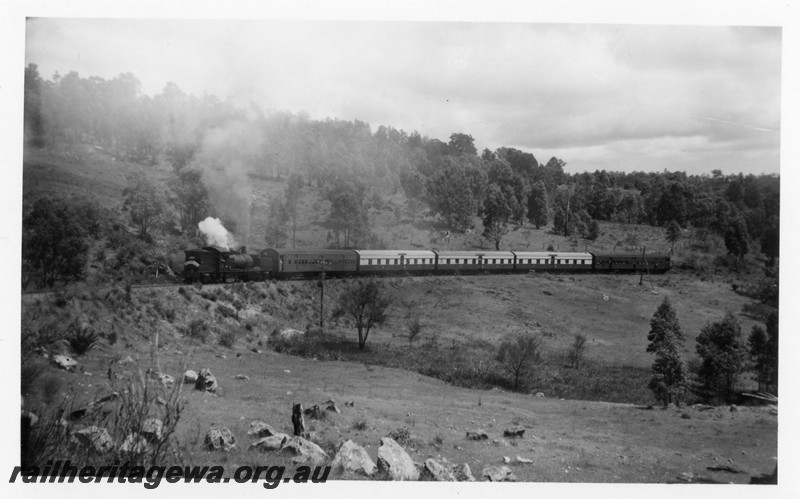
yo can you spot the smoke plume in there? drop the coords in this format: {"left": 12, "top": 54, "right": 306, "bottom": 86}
{"left": 192, "top": 120, "right": 264, "bottom": 243}
{"left": 198, "top": 217, "right": 237, "bottom": 249}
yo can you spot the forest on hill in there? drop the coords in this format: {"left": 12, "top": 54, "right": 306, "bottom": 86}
{"left": 22, "top": 64, "right": 779, "bottom": 289}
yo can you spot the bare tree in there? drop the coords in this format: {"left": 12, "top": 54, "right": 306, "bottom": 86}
{"left": 568, "top": 334, "right": 587, "bottom": 369}
{"left": 496, "top": 332, "right": 543, "bottom": 391}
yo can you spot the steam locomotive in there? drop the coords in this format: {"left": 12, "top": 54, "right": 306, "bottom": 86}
{"left": 182, "top": 246, "right": 670, "bottom": 283}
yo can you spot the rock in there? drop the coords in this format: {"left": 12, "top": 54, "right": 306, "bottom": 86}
{"left": 304, "top": 404, "right": 324, "bottom": 420}
{"left": 729, "top": 405, "right": 740, "bottom": 413}
{"left": 750, "top": 465, "right": 777, "bottom": 484}
{"left": 120, "top": 433, "right": 151, "bottom": 454}
{"left": 451, "top": 463, "right": 476, "bottom": 482}
{"left": 492, "top": 439, "right": 510, "bottom": 447}
{"left": 769, "top": 406, "right": 778, "bottom": 416}
{"left": 278, "top": 328, "right": 305, "bottom": 341}
{"left": 158, "top": 374, "right": 175, "bottom": 389}
{"left": 466, "top": 430, "right": 489, "bottom": 441}
{"left": 195, "top": 368, "right": 219, "bottom": 392}
{"left": 71, "top": 426, "right": 114, "bottom": 453}
{"left": 234, "top": 374, "right": 250, "bottom": 381}
{"left": 281, "top": 436, "right": 329, "bottom": 466}
{"left": 502, "top": 456, "right": 511, "bottom": 464}
{"left": 204, "top": 425, "right": 236, "bottom": 452}
{"left": 324, "top": 399, "right": 341, "bottom": 414}
{"left": 52, "top": 355, "right": 78, "bottom": 372}
{"left": 183, "top": 370, "right": 198, "bottom": 384}
{"left": 421, "top": 458, "right": 456, "bottom": 481}
{"left": 292, "top": 403, "right": 306, "bottom": 436}
{"left": 331, "top": 440, "right": 377, "bottom": 477}
{"left": 680, "top": 412, "right": 691, "bottom": 419}
{"left": 216, "top": 354, "right": 226, "bottom": 359}
{"left": 118, "top": 356, "right": 135, "bottom": 365}
{"left": 482, "top": 465, "right": 517, "bottom": 482}
{"left": 377, "top": 437, "right": 419, "bottom": 481}
{"left": 344, "top": 401, "right": 355, "bottom": 407}
{"left": 141, "top": 418, "right": 163, "bottom": 442}
{"left": 516, "top": 455, "right": 533, "bottom": 464}
{"left": 535, "top": 392, "right": 545, "bottom": 398}
{"left": 503, "top": 426, "right": 525, "bottom": 438}
{"left": 249, "top": 434, "right": 288, "bottom": 452}
{"left": 248, "top": 421, "right": 279, "bottom": 438}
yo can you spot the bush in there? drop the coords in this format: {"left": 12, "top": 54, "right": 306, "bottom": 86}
{"left": 68, "top": 323, "right": 100, "bottom": 355}
{"left": 218, "top": 328, "right": 237, "bottom": 348}
{"left": 184, "top": 319, "right": 209, "bottom": 343}
{"left": 216, "top": 304, "right": 237, "bottom": 320}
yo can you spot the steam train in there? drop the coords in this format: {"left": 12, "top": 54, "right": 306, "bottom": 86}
{"left": 182, "top": 246, "right": 670, "bottom": 283}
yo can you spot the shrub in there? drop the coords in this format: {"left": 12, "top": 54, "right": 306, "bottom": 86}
{"left": 22, "top": 367, "right": 183, "bottom": 469}
{"left": 68, "top": 323, "right": 100, "bottom": 355}
{"left": 216, "top": 304, "right": 237, "bottom": 320}
{"left": 218, "top": 328, "right": 237, "bottom": 348}
{"left": 184, "top": 319, "right": 209, "bottom": 343}
{"left": 387, "top": 426, "right": 412, "bottom": 447}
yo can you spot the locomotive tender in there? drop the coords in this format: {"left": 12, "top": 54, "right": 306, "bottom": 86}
{"left": 182, "top": 246, "right": 670, "bottom": 283}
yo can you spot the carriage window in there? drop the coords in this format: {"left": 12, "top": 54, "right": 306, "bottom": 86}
{"left": 368, "top": 259, "right": 372, "bottom": 265}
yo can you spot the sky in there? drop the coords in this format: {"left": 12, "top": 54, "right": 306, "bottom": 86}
{"left": 20, "top": 10, "right": 783, "bottom": 176}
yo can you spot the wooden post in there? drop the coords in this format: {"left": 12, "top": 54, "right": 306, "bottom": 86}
{"left": 639, "top": 246, "right": 646, "bottom": 286}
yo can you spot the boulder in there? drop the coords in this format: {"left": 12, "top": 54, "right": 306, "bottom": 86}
{"left": 249, "top": 434, "right": 288, "bottom": 452}
{"left": 183, "top": 370, "right": 198, "bottom": 384}
{"left": 324, "top": 399, "right": 341, "bottom": 414}
{"left": 377, "top": 437, "right": 419, "bottom": 481}
{"left": 421, "top": 459, "right": 456, "bottom": 481}
{"left": 304, "top": 404, "right": 323, "bottom": 420}
{"left": 158, "top": 374, "right": 175, "bottom": 389}
{"left": 141, "top": 418, "right": 163, "bottom": 442}
{"left": 234, "top": 374, "right": 250, "bottom": 381}
{"left": 451, "top": 463, "right": 476, "bottom": 482}
{"left": 120, "top": 433, "right": 151, "bottom": 454}
{"left": 482, "top": 465, "right": 517, "bottom": 482}
{"left": 466, "top": 430, "right": 489, "bottom": 441}
{"left": 280, "top": 436, "right": 329, "bottom": 466}
{"left": 331, "top": 440, "right": 377, "bottom": 476}
{"left": 204, "top": 425, "right": 236, "bottom": 452}
{"left": 195, "top": 368, "right": 219, "bottom": 392}
{"left": 71, "top": 426, "right": 114, "bottom": 453}
{"left": 503, "top": 426, "right": 525, "bottom": 438}
{"left": 535, "top": 392, "right": 545, "bottom": 398}
{"left": 516, "top": 455, "right": 533, "bottom": 464}
{"left": 52, "top": 355, "right": 78, "bottom": 372}
{"left": 248, "top": 421, "right": 279, "bottom": 438}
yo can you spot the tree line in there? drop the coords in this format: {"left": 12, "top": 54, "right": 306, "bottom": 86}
{"left": 23, "top": 64, "right": 779, "bottom": 287}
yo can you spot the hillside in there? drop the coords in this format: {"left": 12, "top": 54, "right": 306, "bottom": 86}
{"left": 21, "top": 281, "right": 777, "bottom": 484}
{"left": 20, "top": 145, "right": 778, "bottom": 484}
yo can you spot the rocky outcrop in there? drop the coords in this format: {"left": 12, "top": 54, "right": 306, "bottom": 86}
{"left": 280, "top": 436, "right": 329, "bottom": 466}
{"left": 195, "top": 368, "right": 218, "bottom": 392}
{"left": 183, "top": 370, "right": 198, "bottom": 384}
{"left": 451, "top": 463, "right": 476, "bottom": 482}
{"left": 331, "top": 440, "right": 377, "bottom": 476}
{"left": 141, "top": 418, "right": 163, "bottom": 442}
{"left": 204, "top": 425, "right": 236, "bottom": 451}
{"left": 482, "top": 465, "right": 517, "bottom": 482}
{"left": 52, "top": 355, "right": 78, "bottom": 372}
{"left": 71, "top": 426, "right": 114, "bottom": 453}
{"left": 466, "top": 430, "right": 489, "bottom": 440}
{"left": 421, "top": 459, "right": 456, "bottom": 481}
{"left": 377, "top": 437, "right": 419, "bottom": 481}
{"left": 249, "top": 435, "right": 289, "bottom": 452}
{"left": 120, "top": 433, "right": 151, "bottom": 454}
{"left": 248, "top": 421, "right": 279, "bottom": 438}
{"left": 503, "top": 426, "right": 525, "bottom": 438}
